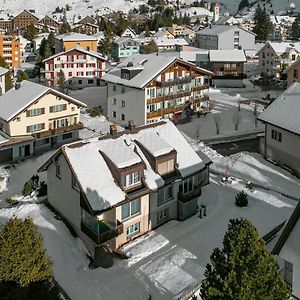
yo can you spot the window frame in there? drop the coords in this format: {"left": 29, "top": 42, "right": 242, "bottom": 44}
{"left": 121, "top": 198, "right": 141, "bottom": 221}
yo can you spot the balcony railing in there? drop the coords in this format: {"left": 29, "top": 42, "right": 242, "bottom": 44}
{"left": 81, "top": 220, "right": 124, "bottom": 245}
{"left": 147, "top": 105, "right": 185, "bottom": 119}
{"left": 155, "top": 76, "right": 193, "bottom": 87}
{"left": 178, "top": 187, "right": 202, "bottom": 203}
{"left": 191, "top": 84, "right": 209, "bottom": 92}
{"left": 31, "top": 122, "right": 83, "bottom": 139}
{"left": 147, "top": 91, "right": 191, "bottom": 105}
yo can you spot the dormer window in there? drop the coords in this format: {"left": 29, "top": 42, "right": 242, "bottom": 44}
{"left": 157, "top": 158, "right": 175, "bottom": 176}
{"left": 122, "top": 171, "right": 141, "bottom": 188}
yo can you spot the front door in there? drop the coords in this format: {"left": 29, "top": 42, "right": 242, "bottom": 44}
{"left": 24, "top": 145, "right": 30, "bottom": 157}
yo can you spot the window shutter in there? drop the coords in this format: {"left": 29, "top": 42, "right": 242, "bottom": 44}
{"left": 41, "top": 108, "right": 45, "bottom": 114}
{"left": 41, "top": 123, "right": 45, "bottom": 130}
{"left": 26, "top": 126, "right": 31, "bottom": 133}
{"left": 26, "top": 110, "right": 30, "bottom": 117}
{"left": 63, "top": 104, "right": 67, "bottom": 110}
{"left": 50, "top": 106, "right": 53, "bottom": 113}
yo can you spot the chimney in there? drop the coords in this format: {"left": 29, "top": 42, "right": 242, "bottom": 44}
{"left": 128, "top": 120, "right": 136, "bottom": 132}
{"left": 15, "top": 82, "right": 21, "bottom": 90}
{"left": 110, "top": 124, "right": 118, "bottom": 137}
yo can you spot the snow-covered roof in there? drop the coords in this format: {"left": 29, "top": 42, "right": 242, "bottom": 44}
{"left": 0, "top": 80, "right": 86, "bottom": 122}
{"left": 43, "top": 45, "right": 106, "bottom": 63}
{"left": 0, "top": 67, "right": 8, "bottom": 77}
{"left": 209, "top": 50, "right": 246, "bottom": 62}
{"left": 102, "top": 53, "right": 213, "bottom": 89}
{"left": 197, "top": 25, "right": 255, "bottom": 36}
{"left": 177, "top": 7, "right": 212, "bottom": 18}
{"left": 153, "top": 38, "right": 188, "bottom": 47}
{"left": 40, "top": 121, "right": 209, "bottom": 212}
{"left": 259, "top": 42, "right": 300, "bottom": 55}
{"left": 56, "top": 32, "right": 97, "bottom": 42}
{"left": 153, "top": 29, "right": 173, "bottom": 38}
{"left": 258, "top": 82, "right": 300, "bottom": 135}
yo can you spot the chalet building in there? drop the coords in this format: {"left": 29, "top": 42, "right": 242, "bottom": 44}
{"left": 0, "top": 19, "right": 13, "bottom": 33}
{"left": 196, "top": 50, "right": 246, "bottom": 87}
{"left": 38, "top": 120, "right": 211, "bottom": 260}
{"left": 0, "top": 33, "right": 21, "bottom": 69}
{"left": 73, "top": 18, "right": 100, "bottom": 36}
{"left": 258, "top": 83, "right": 300, "bottom": 177}
{"left": 257, "top": 42, "right": 300, "bottom": 78}
{"left": 0, "top": 80, "right": 86, "bottom": 163}
{"left": 195, "top": 25, "right": 256, "bottom": 51}
{"left": 12, "top": 10, "right": 39, "bottom": 34}
{"left": 38, "top": 15, "right": 62, "bottom": 32}
{"left": 153, "top": 38, "right": 189, "bottom": 52}
{"left": 153, "top": 29, "right": 175, "bottom": 39}
{"left": 120, "top": 27, "right": 137, "bottom": 39}
{"left": 111, "top": 37, "right": 141, "bottom": 61}
{"left": 272, "top": 201, "right": 300, "bottom": 299}
{"left": 55, "top": 33, "right": 98, "bottom": 54}
{"left": 101, "top": 53, "right": 213, "bottom": 126}
{"left": 0, "top": 67, "right": 8, "bottom": 95}
{"left": 43, "top": 46, "right": 106, "bottom": 88}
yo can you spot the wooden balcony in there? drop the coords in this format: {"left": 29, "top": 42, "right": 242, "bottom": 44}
{"left": 147, "top": 105, "right": 185, "bottom": 119}
{"left": 32, "top": 122, "right": 84, "bottom": 139}
{"left": 147, "top": 91, "right": 191, "bottom": 105}
{"left": 191, "top": 95, "right": 209, "bottom": 105}
{"left": 155, "top": 76, "right": 193, "bottom": 87}
{"left": 191, "top": 84, "right": 209, "bottom": 92}
{"left": 178, "top": 187, "right": 201, "bottom": 203}
{"left": 81, "top": 220, "right": 124, "bottom": 245}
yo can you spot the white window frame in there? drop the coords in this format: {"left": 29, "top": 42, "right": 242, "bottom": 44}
{"left": 126, "top": 222, "right": 140, "bottom": 236}
{"left": 121, "top": 198, "right": 141, "bottom": 220}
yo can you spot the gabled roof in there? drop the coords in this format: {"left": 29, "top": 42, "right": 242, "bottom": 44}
{"left": 197, "top": 25, "right": 256, "bottom": 37}
{"left": 55, "top": 32, "right": 97, "bottom": 42}
{"left": 38, "top": 15, "right": 61, "bottom": 25}
{"left": 0, "top": 66, "right": 9, "bottom": 77}
{"left": 14, "top": 9, "right": 39, "bottom": 21}
{"left": 153, "top": 29, "right": 174, "bottom": 38}
{"left": 257, "top": 41, "right": 300, "bottom": 56}
{"left": 258, "top": 82, "right": 300, "bottom": 135}
{"left": 0, "top": 80, "right": 86, "bottom": 122}
{"left": 153, "top": 38, "right": 189, "bottom": 47}
{"left": 209, "top": 50, "right": 246, "bottom": 62}
{"left": 39, "top": 121, "right": 210, "bottom": 213}
{"left": 102, "top": 53, "right": 213, "bottom": 89}
{"left": 42, "top": 45, "right": 106, "bottom": 63}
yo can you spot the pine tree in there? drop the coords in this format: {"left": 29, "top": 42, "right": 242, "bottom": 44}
{"left": 0, "top": 217, "right": 53, "bottom": 287}
{"left": 57, "top": 69, "right": 66, "bottom": 89}
{"left": 47, "top": 32, "right": 55, "bottom": 55}
{"left": 253, "top": 4, "right": 273, "bottom": 41}
{"left": 0, "top": 56, "right": 13, "bottom": 91}
{"left": 24, "top": 23, "right": 38, "bottom": 41}
{"left": 16, "top": 70, "right": 29, "bottom": 82}
{"left": 238, "top": 0, "right": 249, "bottom": 11}
{"left": 200, "top": 218, "right": 291, "bottom": 300}
{"left": 291, "top": 14, "right": 300, "bottom": 40}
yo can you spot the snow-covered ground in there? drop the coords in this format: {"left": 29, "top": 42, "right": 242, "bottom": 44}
{"left": 0, "top": 140, "right": 299, "bottom": 299}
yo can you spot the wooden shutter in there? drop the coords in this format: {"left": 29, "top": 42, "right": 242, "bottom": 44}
{"left": 50, "top": 106, "right": 53, "bottom": 113}
{"left": 41, "top": 123, "right": 45, "bottom": 130}
{"left": 41, "top": 108, "right": 45, "bottom": 114}
{"left": 26, "top": 110, "right": 30, "bottom": 117}
{"left": 26, "top": 125, "right": 31, "bottom": 133}
{"left": 63, "top": 104, "right": 67, "bottom": 110}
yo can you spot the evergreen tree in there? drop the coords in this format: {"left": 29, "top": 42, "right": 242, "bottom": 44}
{"left": 57, "top": 69, "right": 66, "bottom": 89}
{"left": 59, "top": 15, "right": 71, "bottom": 34}
{"left": 33, "top": 54, "right": 43, "bottom": 81}
{"left": 0, "top": 56, "right": 13, "bottom": 91}
{"left": 16, "top": 70, "right": 29, "bottom": 82}
{"left": 200, "top": 218, "right": 291, "bottom": 300}
{"left": 238, "top": 0, "right": 249, "bottom": 11}
{"left": 291, "top": 14, "right": 300, "bottom": 40}
{"left": 0, "top": 217, "right": 52, "bottom": 287}
{"left": 24, "top": 23, "right": 38, "bottom": 41}
{"left": 253, "top": 4, "right": 273, "bottom": 41}
{"left": 47, "top": 32, "right": 55, "bottom": 55}
{"left": 143, "top": 40, "right": 158, "bottom": 54}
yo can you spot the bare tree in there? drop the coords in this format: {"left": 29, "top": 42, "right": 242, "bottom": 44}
{"left": 213, "top": 114, "right": 222, "bottom": 134}
{"left": 233, "top": 111, "right": 241, "bottom": 131}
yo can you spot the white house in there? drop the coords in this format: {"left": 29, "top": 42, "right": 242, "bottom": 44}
{"left": 38, "top": 120, "right": 211, "bottom": 261}
{"left": 101, "top": 53, "right": 213, "bottom": 126}
{"left": 43, "top": 46, "right": 106, "bottom": 88}
{"left": 153, "top": 38, "right": 189, "bottom": 52}
{"left": 258, "top": 83, "right": 300, "bottom": 177}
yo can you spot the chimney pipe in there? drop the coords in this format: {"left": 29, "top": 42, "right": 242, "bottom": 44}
{"left": 110, "top": 124, "right": 117, "bottom": 137}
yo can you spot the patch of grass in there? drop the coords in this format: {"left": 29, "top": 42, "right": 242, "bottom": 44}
{"left": 5, "top": 198, "right": 19, "bottom": 206}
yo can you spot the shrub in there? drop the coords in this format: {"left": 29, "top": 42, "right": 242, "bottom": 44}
{"left": 86, "top": 106, "right": 103, "bottom": 117}
{"left": 37, "top": 181, "right": 47, "bottom": 197}
{"left": 235, "top": 191, "right": 248, "bottom": 207}
{"left": 22, "top": 179, "right": 34, "bottom": 196}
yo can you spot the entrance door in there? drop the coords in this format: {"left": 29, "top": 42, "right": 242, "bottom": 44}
{"left": 24, "top": 145, "right": 30, "bottom": 157}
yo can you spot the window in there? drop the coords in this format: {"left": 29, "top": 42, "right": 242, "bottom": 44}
{"left": 157, "top": 159, "right": 174, "bottom": 175}
{"left": 112, "top": 98, "right": 117, "bottom": 105}
{"left": 121, "top": 198, "right": 141, "bottom": 220}
{"left": 123, "top": 171, "right": 141, "bottom": 187}
{"left": 121, "top": 100, "right": 125, "bottom": 107}
{"left": 179, "top": 176, "right": 197, "bottom": 195}
{"left": 50, "top": 104, "right": 67, "bottom": 112}
{"left": 234, "top": 31, "right": 239, "bottom": 36}
{"left": 112, "top": 111, "right": 116, "bottom": 118}
{"left": 292, "top": 54, "right": 296, "bottom": 61}
{"left": 26, "top": 123, "right": 45, "bottom": 133}
{"left": 27, "top": 108, "right": 44, "bottom": 117}
{"left": 16, "top": 117, "right": 21, "bottom": 122}
{"left": 78, "top": 80, "right": 82, "bottom": 85}
{"left": 63, "top": 132, "right": 73, "bottom": 140}
{"left": 146, "top": 88, "right": 155, "bottom": 99}
{"left": 121, "top": 87, "right": 125, "bottom": 93}
{"left": 126, "top": 223, "right": 140, "bottom": 236}
{"left": 294, "top": 69, "right": 298, "bottom": 78}
{"left": 271, "top": 129, "right": 282, "bottom": 142}
{"left": 157, "top": 184, "right": 173, "bottom": 206}
{"left": 121, "top": 114, "right": 125, "bottom": 121}
{"left": 56, "top": 161, "right": 61, "bottom": 178}
{"left": 72, "top": 174, "right": 80, "bottom": 191}
{"left": 88, "top": 79, "right": 94, "bottom": 84}
{"left": 113, "top": 84, "right": 116, "bottom": 91}
{"left": 68, "top": 72, "right": 72, "bottom": 76}
{"left": 157, "top": 208, "right": 169, "bottom": 222}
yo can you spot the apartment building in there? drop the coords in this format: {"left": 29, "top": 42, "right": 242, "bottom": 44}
{"left": 195, "top": 25, "right": 256, "bottom": 50}
{"left": 0, "top": 33, "right": 21, "bottom": 69}
{"left": 102, "top": 54, "right": 213, "bottom": 126}
{"left": 55, "top": 33, "right": 98, "bottom": 53}
{"left": 43, "top": 46, "right": 106, "bottom": 88}
{"left": 111, "top": 37, "right": 141, "bottom": 61}
{"left": 38, "top": 15, "right": 62, "bottom": 32}
{"left": 0, "top": 80, "right": 86, "bottom": 163}
{"left": 284, "top": 58, "right": 300, "bottom": 87}
{"left": 153, "top": 38, "right": 189, "bottom": 52}
{"left": 257, "top": 41, "right": 300, "bottom": 78}
{"left": 0, "top": 67, "right": 8, "bottom": 95}
{"left": 38, "top": 120, "right": 211, "bottom": 260}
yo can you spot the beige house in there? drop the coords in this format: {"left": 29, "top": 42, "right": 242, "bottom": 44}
{"left": 258, "top": 83, "right": 300, "bottom": 177}
{"left": 38, "top": 121, "right": 211, "bottom": 261}
{"left": 284, "top": 58, "right": 300, "bottom": 87}
{"left": 0, "top": 80, "right": 86, "bottom": 163}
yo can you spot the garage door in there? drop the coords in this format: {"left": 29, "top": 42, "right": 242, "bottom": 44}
{"left": 0, "top": 148, "right": 13, "bottom": 163}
